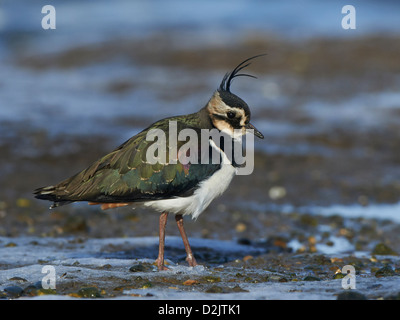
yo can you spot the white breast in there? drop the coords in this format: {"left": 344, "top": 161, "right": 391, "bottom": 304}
{"left": 143, "top": 140, "right": 236, "bottom": 219}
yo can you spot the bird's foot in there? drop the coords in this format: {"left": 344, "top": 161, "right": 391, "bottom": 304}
{"left": 154, "top": 258, "right": 169, "bottom": 271}
{"left": 186, "top": 254, "right": 198, "bottom": 267}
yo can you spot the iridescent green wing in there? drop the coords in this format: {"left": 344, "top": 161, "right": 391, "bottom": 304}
{"left": 57, "top": 118, "right": 221, "bottom": 203}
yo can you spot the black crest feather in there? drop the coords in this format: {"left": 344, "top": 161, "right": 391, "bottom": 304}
{"left": 219, "top": 54, "right": 266, "bottom": 93}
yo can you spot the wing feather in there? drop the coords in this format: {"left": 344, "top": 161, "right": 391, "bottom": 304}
{"left": 34, "top": 117, "right": 221, "bottom": 206}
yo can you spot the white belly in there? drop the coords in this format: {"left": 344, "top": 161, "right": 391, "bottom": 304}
{"left": 143, "top": 163, "right": 236, "bottom": 219}
{"left": 143, "top": 139, "right": 236, "bottom": 219}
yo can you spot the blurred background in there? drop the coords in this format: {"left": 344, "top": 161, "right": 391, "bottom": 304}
{"left": 0, "top": 0, "right": 400, "bottom": 255}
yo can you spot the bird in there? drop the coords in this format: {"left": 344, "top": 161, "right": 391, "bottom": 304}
{"left": 34, "top": 55, "right": 265, "bottom": 271}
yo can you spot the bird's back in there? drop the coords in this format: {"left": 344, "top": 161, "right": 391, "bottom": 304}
{"left": 34, "top": 108, "right": 222, "bottom": 208}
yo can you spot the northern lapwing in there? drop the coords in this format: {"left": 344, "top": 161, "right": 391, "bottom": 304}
{"left": 34, "top": 55, "right": 265, "bottom": 271}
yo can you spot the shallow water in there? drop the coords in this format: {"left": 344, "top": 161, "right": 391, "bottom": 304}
{"left": 1, "top": 235, "right": 399, "bottom": 300}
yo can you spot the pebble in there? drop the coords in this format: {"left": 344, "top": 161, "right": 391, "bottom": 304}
{"left": 76, "top": 287, "right": 102, "bottom": 298}
{"left": 337, "top": 291, "right": 367, "bottom": 300}
{"left": 205, "top": 285, "right": 223, "bottom": 293}
{"left": 4, "top": 286, "right": 24, "bottom": 298}
{"left": 333, "top": 273, "right": 346, "bottom": 280}
{"left": 303, "top": 276, "right": 321, "bottom": 281}
{"left": 203, "top": 276, "right": 221, "bottom": 283}
{"left": 183, "top": 279, "right": 199, "bottom": 286}
{"left": 129, "top": 263, "right": 153, "bottom": 272}
{"left": 268, "top": 186, "right": 286, "bottom": 200}
{"left": 372, "top": 243, "right": 398, "bottom": 256}
{"left": 375, "top": 266, "right": 395, "bottom": 278}
{"left": 129, "top": 264, "right": 146, "bottom": 272}
{"left": 235, "top": 222, "right": 247, "bottom": 233}
{"left": 8, "top": 276, "right": 28, "bottom": 283}
{"left": 243, "top": 255, "right": 253, "bottom": 262}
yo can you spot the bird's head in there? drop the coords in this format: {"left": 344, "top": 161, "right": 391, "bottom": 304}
{"left": 207, "top": 55, "right": 264, "bottom": 139}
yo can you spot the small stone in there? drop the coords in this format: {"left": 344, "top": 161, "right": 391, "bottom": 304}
{"left": 4, "top": 286, "right": 24, "bottom": 298}
{"left": 375, "top": 266, "right": 395, "bottom": 278}
{"left": 141, "top": 281, "right": 153, "bottom": 289}
{"left": 76, "top": 287, "right": 102, "bottom": 298}
{"left": 206, "top": 284, "right": 248, "bottom": 294}
{"left": 308, "top": 236, "right": 317, "bottom": 245}
{"left": 268, "top": 275, "right": 282, "bottom": 281}
{"left": 205, "top": 285, "right": 225, "bottom": 293}
{"left": 36, "top": 288, "right": 57, "bottom": 296}
{"left": 371, "top": 243, "right": 398, "bottom": 256}
{"left": 183, "top": 279, "right": 199, "bottom": 286}
{"left": 333, "top": 273, "right": 346, "bottom": 279}
{"left": 231, "top": 285, "right": 249, "bottom": 293}
{"left": 237, "top": 238, "right": 251, "bottom": 245}
{"left": 337, "top": 291, "right": 367, "bottom": 300}
{"left": 268, "top": 186, "right": 286, "bottom": 200}
{"left": 8, "top": 277, "right": 28, "bottom": 283}
{"left": 129, "top": 264, "right": 146, "bottom": 272}
{"left": 303, "top": 276, "right": 321, "bottom": 281}
{"left": 243, "top": 255, "right": 253, "bottom": 262}
{"left": 235, "top": 222, "right": 247, "bottom": 233}
{"left": 203, "top": 276, "right": 221, "bottom": 283}
{"left": 23, "top": 285, "right": 40, "bottom": 296}
{"left": 129, "top": 263, "right": 153, "bottom": 272}
{"left": 5, "top": 242, "right": 17, "bottom": 247}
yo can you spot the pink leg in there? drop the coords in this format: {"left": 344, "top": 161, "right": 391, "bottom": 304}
{"left": 155, "top": 211, "right": 169, "bottom": 271}
{"left": 175, "top": 214, "right": 198, "bottom": 267}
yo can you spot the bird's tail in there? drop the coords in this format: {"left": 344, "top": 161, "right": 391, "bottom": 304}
{"left": 34, "top": 185, "right": 73, "bottom": 209}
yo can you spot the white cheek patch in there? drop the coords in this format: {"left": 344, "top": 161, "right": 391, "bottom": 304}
{"left": 207, "top": 91, "right": 249, "bottom": 136}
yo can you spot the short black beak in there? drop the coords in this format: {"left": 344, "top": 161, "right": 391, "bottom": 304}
{"left": 245, "top": 122, "right": 264, "bottom": 139}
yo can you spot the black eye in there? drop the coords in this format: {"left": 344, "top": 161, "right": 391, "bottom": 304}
{"left": 227, "top": 111, "right": 236, "bottom": 119}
